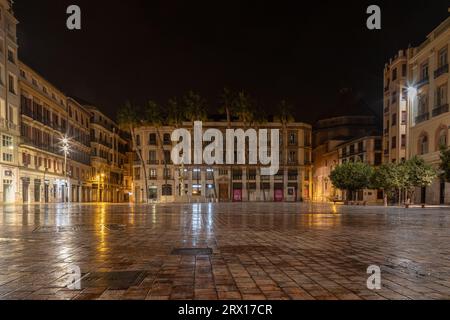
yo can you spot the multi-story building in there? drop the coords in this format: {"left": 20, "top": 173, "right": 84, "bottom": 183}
{"left": 132, "top": 121, "right": 313, "bottom": 203}
{"left": 406, "top": 17, "right": 450, "bottom": 204}
{"left": 67, "top": 97, "right": 92, "bottom": 202}
{"left": 86, "top": 105, "right": 128, "bottom": 203}
{"left": 0, "top": 0, "right": 20, "bottom": 204}
{"left": 336, "top": 136, "right": 383, "bottom": 203}
{"left": 312, "top": 94, "right": 381, "bottom": 203}
{"left": 18, "top": 63, "right": 70, "bottom": 203}
{"left": 383, "top": 49, "right": 413, "bottom": 164}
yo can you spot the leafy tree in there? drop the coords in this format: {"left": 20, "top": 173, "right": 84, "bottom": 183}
{"left": 405, "top": 156, "right": 437, "bottom": 204}
{"left": 117, "top": 101, "right": 149, "bottom": 203}
{"left": 330, "top": 161, "right": 374, "bottom": 201}
{"left": 439, "top": 146, "right": 450, "bottom": 183}
{"left": 371, "top": 163, "right": 407, "bottom": 206}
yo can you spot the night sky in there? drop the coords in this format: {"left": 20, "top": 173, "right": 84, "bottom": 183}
{"left": 13, "top": 0, "right": 450, "bottom": 123}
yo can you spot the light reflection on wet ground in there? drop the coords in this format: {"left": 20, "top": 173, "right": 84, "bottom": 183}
{"left": 0, "top": 203, "right": 449, "bottom": 300}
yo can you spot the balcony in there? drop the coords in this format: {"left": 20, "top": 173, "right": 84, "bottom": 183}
{"left": 415, "top": 112, "right": 429, "bottom": 124}
{"left": 432, "top": 104, "right": 449, "bottom": 117}
{"left": 416, "top": 77, "right": 429, "bottom": 89}
{"left": 434, "top": 64, "right": 449, "bottom": 79}
{"left": 147, "top": 160, "right": 159, "bottom": 165}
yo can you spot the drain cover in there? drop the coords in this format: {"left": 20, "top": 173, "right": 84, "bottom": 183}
{"left": 171, "top": 248, "right": 213, "bottom": 256}
{"left": 102, "top": 224, "right": 126, "bottom": 231}
{"left": 79, "top": 271, "right": 146, "bottom": 290}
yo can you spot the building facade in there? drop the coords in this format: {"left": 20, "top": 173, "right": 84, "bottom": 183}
{"left": 132, "top": 121, "right": 313, "bottom": 203}
{"left": 18, "top": 63, "right": 70, "bottom": 203}
{"left": 0, "top": 0, "right": 20, "bottom": 204}
{"left": 408, "top": 17, "right": 450, "bottom": 204}
{"left": 384, "top": 17, "right": 450, "bottom": 205}
{"left": 383, "top": 49, "right": 413, "bottom": 164}
{"left": 87, "top": 105, "right": 129, "bottom": 203}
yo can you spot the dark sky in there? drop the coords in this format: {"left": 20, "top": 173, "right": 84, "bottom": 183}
{"left": 13, "top": 0, "right": 450, "bottom": 124}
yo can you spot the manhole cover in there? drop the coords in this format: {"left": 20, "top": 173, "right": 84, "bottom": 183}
{"left": 102, "top": 224, "right": 126, "bottom": 231}
{"left": 171, "top": 248, "right": 213, "bottom": 256}
{"left": 79, "top": 271, "right": 146, "bottom": 290}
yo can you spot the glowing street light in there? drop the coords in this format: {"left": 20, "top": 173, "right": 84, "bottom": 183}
{"left": 60, "top": 135, "right": 71, "bottom": 203}
{"left": 407, "top": 86, "right": 417, "bottom": 99}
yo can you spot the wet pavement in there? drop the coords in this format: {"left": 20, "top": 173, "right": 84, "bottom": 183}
{"left": 0, "top": 202, "right": 450, "bottom": 300}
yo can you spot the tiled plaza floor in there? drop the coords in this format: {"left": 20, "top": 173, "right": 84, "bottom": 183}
{"left": 0, "top": 202, "right": 450, "bottom": 300}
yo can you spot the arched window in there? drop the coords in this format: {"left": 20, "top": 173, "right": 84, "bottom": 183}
{"left": 436, "top": 126, "right": 448, "bottom": 150}
{"left": 418, "top": 133, "right": 429, "bottom": 155}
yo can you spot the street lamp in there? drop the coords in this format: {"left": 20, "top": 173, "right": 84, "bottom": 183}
{"left": 60, "top": 135, "right": 71, "bottom": 204}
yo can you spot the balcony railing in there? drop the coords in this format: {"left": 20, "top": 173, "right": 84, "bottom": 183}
{"left": 416, "top": 77, "right": 430, "bottom": 88}
{"left": 415, "top": 112, "right": 429, "bottom": 124}
{"left": 147, "top": 160, "right": 159, "bottom": 165}
{"left": 434, "top": 64, "right": 449, "bottom": 79}
{"left": 432, "top": 104, "right": 449, "bottom": 117}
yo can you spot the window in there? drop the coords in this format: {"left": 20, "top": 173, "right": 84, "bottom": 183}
{"left": 375, "top": 153, "right": 382, "bottom": 166}
{"left": 438, "top": 47, "right": 448, "bottom": 68}
{"left": 163, "top": 133, "right": 171, "bottom": 145}
{"left": 391, "top": 136, "right": 397, "bottom": 149}
{"left": 401, "top": 134, "right": 406, "bottom": 148}
{"left": 148, "top": 150, "right": 157, "bottom": 164}
{"left": 288, "top": 151, "right": 297, "bottom": 164}
{"left": 436, "top": 84, "right": 447, "bottom": 106}
{"left": 148, "top": 133, "right": 157, "bottom": 145}
{"left": 391, "top": 91, "right": 397, "bottom": 104}
{"left": 421, "top": 62, "right": 429, "bottom": 80}
{"left": 8, "top": 73, "right": 16, "bottom": 94}
{"left": 418, "top": 133, "right": 429, "bottom": 155}
{"left": 402, "top": 64, "right": 407, "bottom": 77}
{"left": 7, "top": 48, "right": 15, "bottom": 64}
{"left": 401, "top": 111, "right": 407, "bottom": 125}
{"left": 134, "top": 167, "right": 140, "bottom": 180}
{"left": 392, "top": 113, "right": 397, "bottom": 126}
{"left": 2, "top": 135, "right": 12, "bottom": 147}
{"left": 162, "top": 184, "right": 172, "bottom": 196}
{"left": 392, "top": 68, "right": 397, "bottom": 81}
{"left": 149, "top": 169, "right": 157, "bottom": 180}
{"left": 436, "top": 127, "right": 448, "bottom": 150}
{"left": 136, "top": 134, "right": 141, "bottom": 146}
{"left": 2, "top": 153, "right": 12, "bottom": 162}
{"left": 288, "top": 132, "right": 297, "bottom": 145}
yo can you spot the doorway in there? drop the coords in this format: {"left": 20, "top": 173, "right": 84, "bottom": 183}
{"left": 440, "top": 179, "right": 445, "bottom": 205}
{"left": 219, "top": 183, "right": 228, "bottom": 201}
{"left": 3, "top": 180, "right": 14, "bottom": 203}
{"left": 34, "top": 180, "right": 41, "bottom": 203}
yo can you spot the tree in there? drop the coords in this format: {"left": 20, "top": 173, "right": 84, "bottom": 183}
{"left": 183, "top": 91, "right": 208, "bottom": 123}
{"left": 117, "top": 101, "right": 149, "bottom": 203}
{"left": 371, "top": 163, "right": 405, "bottom": 206}
{"left": 167, "top": 97, "right": 184, "bottom": 128}
{"left": 145, "top": 100, "right": 170, "bottom": 199}
{"left": 405, "top": 156, "right": 437, "bottom": 205}
{"left": 330, "top": 161, "right": 374, "bottom": 202}
{"left": 219, "top": 88, "right": 236, "bottom": 128}
{"left": 439, "top": 146, "right": 450, "bottom": 183}
{"left": 274, "top": 100, "right": 295, "bottom": 201}
{"left": 234, "top": 91, "right": 257, "bottom": 201}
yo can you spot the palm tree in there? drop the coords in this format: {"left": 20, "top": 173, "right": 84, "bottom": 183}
{"left": 167, "top": 97, "right": 184, "bottom": 129}
{"left": 219, "top": 88, "right": 237, "bottom": 202}
{"left": 183, "top": 91, "right": 208, "bottom": 124}
{"left": 219, "top": 88, "right": 236, "bottom": 128}
{"left": 145, "top": 100, "right": 170, "bottom": 200}
{"left": 167, "top": 97, "right": 186, "bottom": 198}
{"left": 275, "top": 100, "right": 295, "bottom": 201}
{"left": 235, "top": 91, "right": 257, "bottom": 201}
{"left": 117, "top": 101, "right": 149, "bottom": 203}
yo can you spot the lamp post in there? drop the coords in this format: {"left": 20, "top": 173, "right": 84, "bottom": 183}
{"left": 61, "top": 136, "right": 70, "bottom": 204}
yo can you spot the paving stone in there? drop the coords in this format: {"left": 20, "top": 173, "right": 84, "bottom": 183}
{"left": 1, "top": 203, "right": 450, "bottom": 300}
